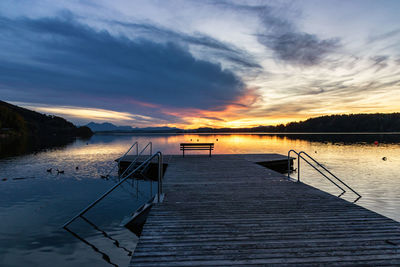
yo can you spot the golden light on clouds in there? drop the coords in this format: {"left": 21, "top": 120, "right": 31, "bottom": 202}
{"left": 31, "top": 106, "right": 134, "bottom": 121}
{"left": 12, "top": 102, "right": 139, "bottom": 123}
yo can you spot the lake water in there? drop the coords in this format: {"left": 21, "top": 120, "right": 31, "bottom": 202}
{"left": 1, "top": 133, "right": 400, "bottom": 266}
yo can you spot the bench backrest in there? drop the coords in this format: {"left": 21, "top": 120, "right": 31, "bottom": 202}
{"left": 180, "top": 143, "right": 214, "bottom": 147}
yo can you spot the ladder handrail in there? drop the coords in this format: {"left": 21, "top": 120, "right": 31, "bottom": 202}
{"left": 288, "top": 150, "right": 299, "bottom": 181}
{"left": 288, "top": 150, "right": 346, "bottom": 193}
{"left": 119, "top": 142, "right": 152, "bottom": 178}
{"left": 63, "top": 151, "right": 163, "bottom": 228}
{"left": 288, "top": 150, "right": 361, "bottom": 199}
{"left": 299, "top": 151, "right": 361, "bottom": 198}
{"left": 105, "top": 141, "right": 138, "bottom": 177}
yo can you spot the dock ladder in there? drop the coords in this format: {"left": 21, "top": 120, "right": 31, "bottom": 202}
{"left": 119, "top": 142, "right": 152, "bottom": 179}
{"left": 102, "top": 141, "right": 139, "bottom": 178}
{"left": 288, "top": 150, "right": 361, "bottom": 202}
{"left": 63, "top": 151, "right": 163, "bottom": 228}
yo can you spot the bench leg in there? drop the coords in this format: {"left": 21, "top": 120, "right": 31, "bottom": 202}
{"left": 209, "top": 148, "right": 211, "bottom": 157}
{"left": 183, "top": 149, "right": 185, "bottom": 157}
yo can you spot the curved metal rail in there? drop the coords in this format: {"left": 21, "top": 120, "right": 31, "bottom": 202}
{"left": 63, "top": 151, "right": 163, "bottom": 228}
{"left": 103, "top": 141, "right": 138, "bottom": 178}
{"left": 288, "top": 150, "right": 361, "bottom": 201}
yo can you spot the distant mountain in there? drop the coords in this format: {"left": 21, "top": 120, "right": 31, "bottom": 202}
{"left": 86, "top": 122, "right": 134, "bottom": 132}
{"left": 86, "top": 122, "right": 180, "bottom": 132}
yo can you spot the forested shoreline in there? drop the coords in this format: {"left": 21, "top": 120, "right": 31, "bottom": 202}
{"left": 190, "top": 113, "right": 400, "bottom": 133}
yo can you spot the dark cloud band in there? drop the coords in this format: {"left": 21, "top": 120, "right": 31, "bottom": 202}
{"left": 0, "top": 15, "right": 249, "bottom": 116}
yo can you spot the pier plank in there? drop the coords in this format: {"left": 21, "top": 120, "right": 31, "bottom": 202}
{"left": 130, "top": 154, "right": 400, "bottom": 266}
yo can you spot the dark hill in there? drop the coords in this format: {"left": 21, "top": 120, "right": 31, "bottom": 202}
{"left": 0, "top": 100, "right": 92, "bottom": 138}
{"left": 282, "top": 113, "right": 400, "bottom": 132}
{"left": 187, "top": 113, "right": 400, "bottom": 133}
{"left": 0, "top": 101, "right": 92, "bottom": 158}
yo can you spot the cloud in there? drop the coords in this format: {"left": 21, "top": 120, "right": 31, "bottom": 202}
{"left": 283, "top": 78, "right": 400, "bottom": 99}
{"left": 0, "top": 15, "right": 250, "bottom": 116}
{"left": 212, "top": 1, "right": 341, "bottom": 66}
{"left": 368, "top": 28, "right": 400, "bottom": 43}
{"left": 257, "top": 7, "right": 340, "bottom": 66}
{"left": 201, "top": 116, "right": 226, "bottom": 122}
{"left": 370, "top": 55, "right": 389, "bottom": 71}
{"left": 258, "top": 32, "right": 340, "bottom": 66}
{"left": 111, "top": 20, "right": 261, "bottom": 70}
{"left": 113, "top": 20, "right": 237, "bottom": 52}
{"left": 11, "top": 102, "right": 153, "bottom": 124}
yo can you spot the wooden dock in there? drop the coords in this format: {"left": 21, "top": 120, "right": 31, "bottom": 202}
{"left": 130, "top": 154, "right": 400, "bottom": 266}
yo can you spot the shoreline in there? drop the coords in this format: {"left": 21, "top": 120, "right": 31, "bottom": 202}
{"left": 92, "top": 131, "right": 400, "bottom": 135}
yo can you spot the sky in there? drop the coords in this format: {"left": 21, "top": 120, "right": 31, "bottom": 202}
{"left": 1, "top": 0, "right": 400, "bottom": 128}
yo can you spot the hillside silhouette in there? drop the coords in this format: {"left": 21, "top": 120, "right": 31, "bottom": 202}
{"left": 191, "top": 113, "right": 400, "bottom": 133}
{"left": 0, "top": 101, "right": 92, "bottom": 157}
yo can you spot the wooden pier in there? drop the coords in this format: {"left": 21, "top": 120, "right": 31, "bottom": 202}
{"left": 130, "top": 154, "right": 400, "bottom": 266}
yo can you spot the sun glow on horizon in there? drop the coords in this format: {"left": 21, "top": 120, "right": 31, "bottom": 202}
{"left": 11, "top": 100, "right": 400, "bottom": 129}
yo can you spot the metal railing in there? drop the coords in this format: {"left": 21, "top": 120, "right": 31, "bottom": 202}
{"left": 288, "top": 150, "right": 361, "bottom": 201}
{"left": 119, "top": 142, "right": 152, "bottom": 178}
{"left": 63, "top": 151, "right": 163, "bottom": 228}
{"left": 103, "top": 141, "right": 138, "bottom": 178}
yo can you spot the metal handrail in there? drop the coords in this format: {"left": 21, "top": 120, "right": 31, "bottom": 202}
{"left": 63, "top": 151, "right": 163, "bottom": 228}
{"left": 288, "top": 150, "right": 300, "bottom": 181}
{"left": 289, "top": 150, "right": 346, "bottom": 193}
{"left": 299, "top": 151, "right": 361, "bottom": 198}
{"left": 119, "top": 142, "right": 152, "bottom": 178}
{"left": 288, "top": 150, "right": 361, "bottom": 200}
{"left": 104, "top": 141, "right": 138, "bottom": 177}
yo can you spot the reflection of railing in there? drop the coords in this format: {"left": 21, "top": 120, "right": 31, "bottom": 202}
{"left": 64, "top": 227, "right": 119, "bottom": 267}
{"left": 80, "top": 215, "right": 133, "bottom": 256}
{"left": 119, "top": 142, "right": 152, "bottom": 178}
{"left": 63, "top": 151, "right": 163, "bottom": 228}
{"left": 288, "top": 150, "right": 361, "bottom": 202}
{"left": 103, "top": 141, "right": 138, "bottom": 178}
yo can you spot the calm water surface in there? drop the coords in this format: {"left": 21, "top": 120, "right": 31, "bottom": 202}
{"left": 1, "top": 133, "right": 400, "bottom": 266}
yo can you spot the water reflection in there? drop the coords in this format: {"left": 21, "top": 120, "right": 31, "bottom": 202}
{"left": 63, "top": 213, "right": 135, "bottom": 267}
{"left": 272, "top": 133, "right": 400, "bottom": 144}
{"left": 0, "top": 135, "right": 87, "bottom": 159}
{"left": 64, "top": 227, "right": 119, "bottom": 267}
{"left": 1, "top": 133, "right": 400, "bottom": 266}
{"left": 80, "top": 216, "right": 133, "bottom": 256}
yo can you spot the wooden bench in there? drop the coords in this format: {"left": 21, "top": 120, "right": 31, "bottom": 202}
{"left": 180, "top": 143, "right": 214, "bottom": 157}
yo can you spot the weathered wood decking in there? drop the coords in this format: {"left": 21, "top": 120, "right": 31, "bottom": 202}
{"left": 130, "top": 154, "right": 400, "bottom": 266}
